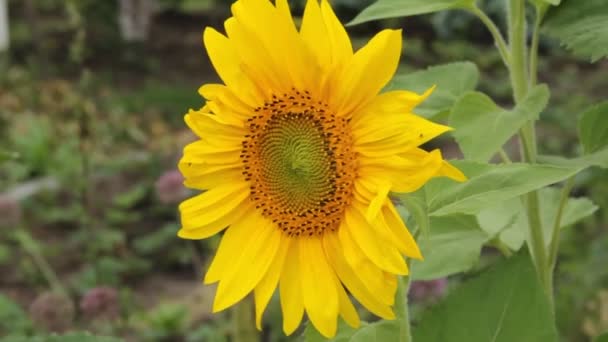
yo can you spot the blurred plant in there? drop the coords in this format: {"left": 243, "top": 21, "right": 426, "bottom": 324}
{"left": 155, "top": 169, "right": 188, "bottom": 204}
{"left": 582, "top": 289, "right": 608, "bottom": 339}
{"left": 135, "top": 303, "right": 189, "bottom": 341}
{"left": 28, "top": 292, "right": 75, "bottom": 333}
{"left": 0, "top": 194, "right": 21, "bottom": 228}
{"left": 80, "top": 286, "right": 121, "bottom": 322}
{"left": 0, "top": 294, "right": 33, "bottom": 336}
{"left": 409, "top": 278, "right": 448, "bottom": 303}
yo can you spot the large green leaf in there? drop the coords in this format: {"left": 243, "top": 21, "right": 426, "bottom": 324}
{"left": 543, "top": 0, "right": 608, "bottom": 61}
{"left": 477, "top": 188, "right": 598, "bottom": 251}
{"left": 348, "top": 0, "right": 475, "bottom": 26}
{"left": 579, "top": 101, "right": 608, "bottom": 154}
{"left": 411, "top": 214, "right": 490, "bottom": 280}
{"left": 412, "top": 253, "right": 558, "bottom": 342}
{"left": 386, "top": 62, "right": 479, "bottom": 118}
{"left": 424, "top": 161, "right": 580, "bottom": 216}
{"left": 449, "top": 85, "right": 549, "bottom": 162}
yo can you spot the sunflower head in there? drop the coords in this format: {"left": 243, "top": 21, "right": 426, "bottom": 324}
{"left": 178, "top": 0, "right": 466, "bottom": 338}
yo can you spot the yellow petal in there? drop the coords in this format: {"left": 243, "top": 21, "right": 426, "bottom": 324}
{"left": 204, "top": 208, "right": 259, "bottom": 284}
{"left": 320, "top": 0, "right": 352, "bottom": 65}
{"left": 185, "top": 109, "right": 245, "bottom": 146}
{"left": 213, "top": 213, "right": 281, "bottom": 312}
{"left": 438, "top": 160, "right": 467, "bottom": 182}
{"left": 358, "top": 149, "right": 444, "bottom": 193}
{"left": 336, "top": 220, "right": 400, "bottom": 306}
{"left": 177, "top": 198, "right": 251, "bottom": 240}
{"left": 202, "top": 27, "right": 260, "bottom": 106}
{"left": 330, "top": 29, "right": 402, "bottom": 117}
{"left": 381, "top": 200, "right": 423, "bottom": 260}
{"left": 198, "top": 84, "right": 253, "bottom": 123}
{"left": 254, "top": 237, "right": 291, "bottom": 330}
{"left": 299, "top": 237, "right": 338, "bottom": 338}
{"left": 365, "top": 180, "right": 391, "bottom": 222}
{"left": 323, "top": 232, "right": 396, "bottom": 319}
{"left": 179, "top": 182, "right": 250, "bottom": 233}
{"left": 344, "top": 206, "right": 409, "bottom": 275}
{"left": 337, "top": 283, "right": 360, "bottom": 328}
{"left": 280, "top": 242, "right": 305, "bottom": 335}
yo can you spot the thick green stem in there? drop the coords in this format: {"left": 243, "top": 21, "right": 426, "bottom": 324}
{"left": 508, "top": 0, "right": 551, "bottom": 300}
{"left": 233, "top": 295, "right": 258, "bottom": 342}
{"left": 470, "top": 5, "right": 510, "bottom": 66}
{"left": 508, "top": 0, "right": 529, "bottom": 103}
{"left": 395, "top": 275, "right": 412, "bottom": 342}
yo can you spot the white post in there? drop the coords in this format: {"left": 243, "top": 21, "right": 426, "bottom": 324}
{"left": 0, "top": 0, "right": 9, "bottom": 52}
{"left": 118, "top": 0, "right": 158, "bottom": 42}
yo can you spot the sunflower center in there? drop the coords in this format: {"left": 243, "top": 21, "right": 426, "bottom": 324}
{"left": 241, "top": 90, "right": 357, "bottom": 237}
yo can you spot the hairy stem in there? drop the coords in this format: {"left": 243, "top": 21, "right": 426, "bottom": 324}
{"left": 470, "top": 5, "right": 511, "bottom": 66}
{"left": 395, "top": 275, "right": 412, "bottom": 342}
{"left": 508, "top": 0, "right": 551, "bottom": 301}
{"left": 233, "top": 295, "right": 258, "bottom": 342}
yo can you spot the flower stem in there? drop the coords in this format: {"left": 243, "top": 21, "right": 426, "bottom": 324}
{"left": 548, "top": 177, "right": 575, "bottom": 273}
{"left": 508, "top": 0, "right": 551, "bottom": 300}
{"left": 233, "top": 295, "right": 258, "bottom": 342}
{"left": 470, "top": 5, "right": 511, "bottom": 67}
{"left": 395, "top": 275, "right": 412, "bottom": 342}
{"left": 15, "top": 229, "right": 68, "bottom": 297}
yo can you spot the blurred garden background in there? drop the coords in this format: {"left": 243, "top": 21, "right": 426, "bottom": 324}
{"left": 0, "top": 0, "right": 607, "bottom": 341}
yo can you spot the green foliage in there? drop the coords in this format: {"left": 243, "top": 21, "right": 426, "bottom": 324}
{"left": 412, "top": 253, "right": 558, "bottom": 342}
{"left": 0, "top": 295, "right": 32, "bottom": 336}
{"left": 449, "top": 85, "right": 550, "bottom": 162}
{"left": 596, "top": 332, "right": 608, "bottom": 342}
{"left": 349, "top": 0, "right": 475, "bottom": 25}
{"left": 411, "top": 214, "right": 489, "bottom": 280}
{"left": 0, "top": 332, "right": 123, "bottom": 342}
{"left": 477, "top": 188, "right": 597, "bottom": 251}
{"left": 543, "top": 0, "right": 608, "bottom": 61}
{"left": 387, "top": 62, "right": 480, "bottom": 118}
{"left": 579, "top": 101, "right": 608, "bottom": 154}
{"left": 408, "top": 161, "right": 579, "bottom": 217}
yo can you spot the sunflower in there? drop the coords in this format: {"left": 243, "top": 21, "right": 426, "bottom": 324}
{"left": 178, "top": 0, "right": 465, "bottom": 337}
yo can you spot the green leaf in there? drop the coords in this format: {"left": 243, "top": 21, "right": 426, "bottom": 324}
{"left": 413, "top": 253, "right": 558, "bottom": 342}
{"left": 348, "top": 0, "right": 475, "bottom": 26}
{"left": 386, "top": 62, "right": 479, "bottom": 118}
{"left": 449, "top": 85, "right": 550, "bottom": 162}
{"left": 543, "top": 0, "right": 608, "bottom": 61}
{"left": 579, "top": 101, "right": 608, "bottom": 154}
{"left": 351, "top": 320, "right": 401, "bottom": 342}
{"left": 595, "top": 332, "right": 608, "bottom": 342}
{"left": 487, "top": 188, "right": 598, "bottom": 252}
{"left": 529, "top": 0, "right": 561, "bottom": 7}
{"left": 0, "top": 295, "right": 31, "bottom": 336}
{"left": 422, "top": 161, "right": 580, "bottom": 216}
{"left": 400, "top": 191, "right": 430, "bottom": 239}
{"left": 411, "top": 214, "right": 489, "bottom": 280}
